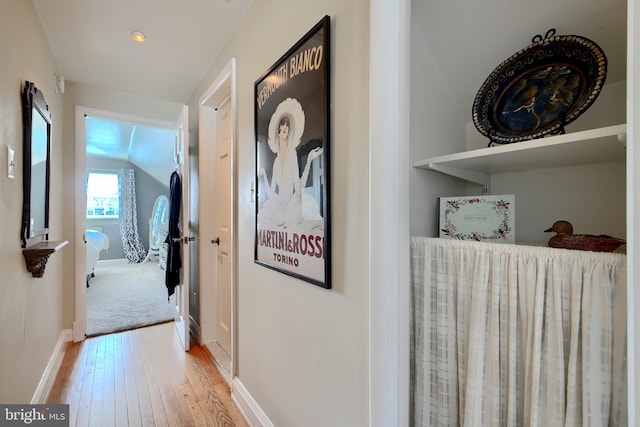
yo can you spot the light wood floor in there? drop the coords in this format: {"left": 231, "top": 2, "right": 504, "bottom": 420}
{"left": 47, "top": 322, "right": 248, "bottom": 427}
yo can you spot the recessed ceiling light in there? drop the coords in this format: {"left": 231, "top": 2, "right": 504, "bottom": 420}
{"left": 127, "top": 28, "right": 147, "bottom": 42}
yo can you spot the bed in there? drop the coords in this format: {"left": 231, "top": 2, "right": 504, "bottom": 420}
{"left": 86, "top": 229, "right": 109, "bottom": 285}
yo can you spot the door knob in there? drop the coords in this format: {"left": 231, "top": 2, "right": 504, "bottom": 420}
{"left": 211, "top": 237, "right": 220, "bottom": 245}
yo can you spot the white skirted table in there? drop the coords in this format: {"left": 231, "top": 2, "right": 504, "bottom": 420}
{"left": 410, "top": 237, "right": 627, "bottom": 427}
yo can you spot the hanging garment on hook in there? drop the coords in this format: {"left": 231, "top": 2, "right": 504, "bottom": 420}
{"left": 165, "top": 171, "right": 182, "bottom": 299}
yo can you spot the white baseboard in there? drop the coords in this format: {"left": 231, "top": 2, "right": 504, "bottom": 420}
{"left": 31, "top": 329, "right": 73, "bottom": 404}
{"left": 231, "top": 378, "right": 275, "bottom": 427}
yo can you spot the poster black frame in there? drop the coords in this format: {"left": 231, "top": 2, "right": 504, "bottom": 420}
{"left": 253, "top": 15, "right": 331, "bottom": 289}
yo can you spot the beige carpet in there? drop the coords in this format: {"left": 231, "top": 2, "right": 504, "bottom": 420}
{"left": 86, "top": 259, "right": 176, "bottom": 336}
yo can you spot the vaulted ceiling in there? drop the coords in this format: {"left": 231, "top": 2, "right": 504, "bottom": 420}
{"left": 31, "top": 0, "right": 252, "bottom": 103}
{"left": 31, "top": 0, "right": 252, "bottom": 179}
{"left": 85, "top": 117, "right": 175, "bottom": 186}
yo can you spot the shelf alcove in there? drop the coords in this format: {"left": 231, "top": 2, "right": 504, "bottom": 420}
{"left": 409, "top": 0, "right": 628, "bottom": 244}
{"left": 407, "top": 0, "right": 634, "bottom": 422}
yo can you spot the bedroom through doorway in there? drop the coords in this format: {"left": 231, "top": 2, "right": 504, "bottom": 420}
{"left": 83, "top": 112, "right": 177, "bottom": 336}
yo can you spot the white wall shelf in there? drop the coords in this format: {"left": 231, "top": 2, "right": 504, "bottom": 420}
{"left": 412, "top": 124, "right": 627, "bottom": 186}
{"left": 23, "top": 240, "right": 69, "bottom": 278}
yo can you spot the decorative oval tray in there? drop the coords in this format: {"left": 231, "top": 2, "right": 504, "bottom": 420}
{"left": 472, "top": 29, "right": 607, "bottom": 146}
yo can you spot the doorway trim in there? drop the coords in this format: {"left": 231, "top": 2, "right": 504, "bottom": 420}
{"left": 369, "top": 0, "right": 410, "bottom": 425}
{"left": 198, "top": 58, "right": 237, "bottom": 381}
{"left": 73, "top": 106, "right": 176, "bottom": 342}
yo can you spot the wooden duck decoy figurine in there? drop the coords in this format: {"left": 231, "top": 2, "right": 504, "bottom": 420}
{"left": 544, "top": 220, "right": 626, "bottom": 252}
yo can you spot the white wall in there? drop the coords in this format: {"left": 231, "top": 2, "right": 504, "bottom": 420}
{"left": 189, "top": 1, "right": 370, "bottom": 425}
{"left": 409, "top": 24, "right": 467, "bottom": 237}
{"left": 0, "top": 0, "right": 66, "bottom": 403}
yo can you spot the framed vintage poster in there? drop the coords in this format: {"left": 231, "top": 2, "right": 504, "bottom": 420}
{"left": 254, "top": 16, "right": 331, "bottom": 289}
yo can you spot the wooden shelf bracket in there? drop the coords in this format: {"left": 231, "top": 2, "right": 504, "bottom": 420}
{"left": 22, "top": 240, "right": 69, "bottom": 278}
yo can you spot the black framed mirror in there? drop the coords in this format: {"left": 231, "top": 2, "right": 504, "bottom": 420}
{"left": 21, "top": 81, "right": 52, "bottom": 248}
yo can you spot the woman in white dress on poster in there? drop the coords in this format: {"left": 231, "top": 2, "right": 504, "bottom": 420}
{"left": 259, "top": 97, "right": 323, "bottom": 228}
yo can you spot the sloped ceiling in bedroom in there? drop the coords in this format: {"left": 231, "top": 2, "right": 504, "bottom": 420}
{"left": 86, "top": 116, "right": 175, "bottom": 187}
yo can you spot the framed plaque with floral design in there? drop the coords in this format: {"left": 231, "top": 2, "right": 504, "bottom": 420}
{"left": 438, "top": 195, "right": 515, "bottom": 243}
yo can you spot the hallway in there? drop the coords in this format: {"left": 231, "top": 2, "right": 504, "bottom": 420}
{"left": 47, "top": 323, "right": 247, "bottom": 426}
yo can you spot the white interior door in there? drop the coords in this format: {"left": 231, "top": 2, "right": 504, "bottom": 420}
{"left": 198, "top": 59, "right": 236, "bottom": 379}
{"left": 214, "top": 97, "right": 232, "bottom": 356}
{"left": 174, "top": 105, "right": 191, "bottom": 351}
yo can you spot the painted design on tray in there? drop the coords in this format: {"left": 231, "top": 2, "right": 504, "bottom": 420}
{"left": 441, "top": 197, "right": 512, "bottom": 241}
{"left": 472, "top": 30, "right": 607, "bottom": 145}
{"left": 502, "top": 65, "right": 581, "bottom": 132}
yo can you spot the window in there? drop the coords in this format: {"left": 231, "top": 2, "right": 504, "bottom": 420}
{"left": 87, "top": 172, "right": 120, "bottom": 219}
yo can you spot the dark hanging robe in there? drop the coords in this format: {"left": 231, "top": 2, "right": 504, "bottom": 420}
{"left": 165, "top": 171, "right": 182, "bottom": 299}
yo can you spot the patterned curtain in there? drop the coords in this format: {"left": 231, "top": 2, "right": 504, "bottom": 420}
{"left": 118, "top": 169, "right": 147, "bottom": 263}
